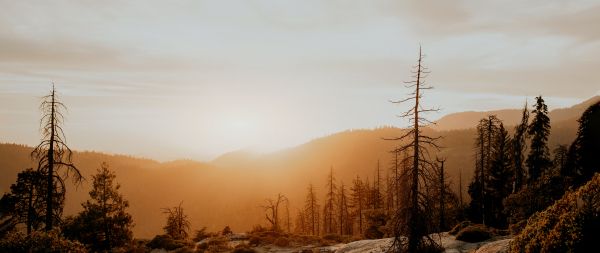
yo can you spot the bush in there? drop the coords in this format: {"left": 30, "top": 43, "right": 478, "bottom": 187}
{"left": 363, "top": 209, "right": 387, "bottom": 239}
{"left": 0, "top": 229, "right": 86, "bottom": 253}
{"left": 455, "top": 224, "right": 491, "bottom": 243}
{"left": 147, "top": 234, "right": 187, "bottom": 250}
{"left": 274, "top": 237, "right": 290, "bottom": 247}
{"left": 233, "top": 245, "right": 257, "bottom": 253}
{"left": 510, "top": 174, "right": 600, "bottom": 253}
{"left": 449, "top": 221, "right": 471, "bottom": 235}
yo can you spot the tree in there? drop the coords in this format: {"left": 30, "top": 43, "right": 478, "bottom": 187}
{"left": 512, "top": 102, "right": 529, "bottom": 192}
{"left": 436, "top": 157, "right": 447, "bottom": 231}
{"left": 386, "top": 46, "right": 441, "bottom": 252}
{"left": 487, "top": 123, "right": 512, "bottom": 228}
{"left": 261, "top": 193, "right": 287, "bottom": 231}
{"left": 303, "top": 184, "right": 320, "bottom": 236}
{"left": 372, "top": 161, "right": 383, "bottom": 210}
{"left": 350, "top": 176, "right": 365, "bottom": 235}
{"left": 64, "top": 163, "right": 133, "bottom": 250}
{"left": 337, "top": 182, "right": 352, "bottom": 235}
{"left": 31, "top": 84, "right": 83, "bottom": 231}
{"left": 565, "top": 101, "right": 600, "bottom": 186}
{"left": 552, "top": 145, "right": 568, "bottom": 176}
{"left": 468, "top": 115, "right": 501, "bottom": 225}
{"left": 163, "top": 202, "right": 190, "bottom": 240}
{"left": 322, "top": 167, "right": 337, "bottom": 234}
{"left": 6, "top": 169, "right": 46, "bottom": 234}
{"left": 526, "top": 96, "right": 552, "bottom": 183}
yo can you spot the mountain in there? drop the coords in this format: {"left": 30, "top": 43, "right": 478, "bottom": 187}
{"left": 432, "top": 96, "right": 600, "bottom": 131}
{"left": 0, "top": 97, "right": 593, "bottom": 238}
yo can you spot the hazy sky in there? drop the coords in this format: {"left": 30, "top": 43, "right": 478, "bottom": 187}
{"left": 1, "top": 0, "right": 599, "bottom": 161}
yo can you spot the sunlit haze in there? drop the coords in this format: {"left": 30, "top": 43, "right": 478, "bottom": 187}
{"left": 1, "top": 0, "right": 599, "bottom": 160}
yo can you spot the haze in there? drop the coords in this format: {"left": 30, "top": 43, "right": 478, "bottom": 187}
{"left": 1, "top": 0, "right": 599, "bottom": 160}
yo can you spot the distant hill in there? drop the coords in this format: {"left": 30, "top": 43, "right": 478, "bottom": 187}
{"left": 432, "top": 96, "right": 599, "bottom": 131}
{"left": 0, "top": 96, "right": 593, "bottom": 238}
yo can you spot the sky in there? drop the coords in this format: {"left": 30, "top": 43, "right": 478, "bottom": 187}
{"left": 0, "top": 0, "right": 599, "bottom": 161}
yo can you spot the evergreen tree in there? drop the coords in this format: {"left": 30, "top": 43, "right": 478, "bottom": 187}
{"left": 337, "top": 182, "right": 352, "bottom": 235}
{"left": 526, "top": 96, "right": 552, "bottom": 183}
{"left": 7, "top": 169, "right": 46, "bottom": 234}
{"left": 63, "top": 163, "right": 133, "bottom": 250}
{"left": 512, "top": 102, "right": 529, "bottom": 192}
{"left": 487, "top": 123, "right": 512, "bottom": 228}
{"left": 566, "top": 101, "right": 600, "bottom": 186}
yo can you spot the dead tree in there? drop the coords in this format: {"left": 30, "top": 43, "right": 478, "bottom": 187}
{"left": 261, "top": 193, "right": 287, "bottom": 231}
{"left": 386, "top": 46, "right": 441, "bottom": 252}
{"left": 304, "top": 184, "right": 320, "bottom": 236}
{"left": 350, "top": 176, "right": 365, "bottom": 235}
{"left": 323, "top": 166, "right": 337, "bottom": 234}
{"left": 436, "top": 157, "right": 447, "bottom": 231}
{"left": 31, "top": 84, "right": 83, "bottom": 231}
{"left": 162, "top": 202, "right": 191, "bottom": 240}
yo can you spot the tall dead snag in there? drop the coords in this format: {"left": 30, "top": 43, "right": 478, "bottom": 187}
{"left": 338, "top": 182, "right": 352, "bottom": 235}
{"left": 386, "top": 46, "right": 441, "bottom": 252}
{"left": 304, "top": 184, "right": 320, "bottom": 236}
{"left": 262, "top": 193, "right": 287, "bottom": 231}
{"left": 323, "top": 166, "right": 337, "bottom": 234}
{"left": 436, "top": 157, "right": 446, "bottom": 231}
{"left": 31, "top": 84, "right": 83, "bottom": 231}
{"left": 350, "top": 176, "right": 365, "bottom": 235}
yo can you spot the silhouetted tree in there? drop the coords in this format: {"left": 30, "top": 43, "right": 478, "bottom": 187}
{"left": 31, "top": 84, "right": 83, "bottom": 231}
{"left": 436, "top": 157, "right": 447, "bottom": 231}
{"left": 304, "top": 184, "right": 320, "bottom": 236}
{"left": 337, "top": 182, "right": 352, "bottom": 235}
{"left": 565, "top": 101, "right": 600, "bottom": 186}
{"left": 487, "top": 123, "right": 512, "bottom": 228}
{"left": 322, "top": 167, "right": 337, "bottom": 234}
{"left": 372, "top": 161, "right": 383, "bottom": 210}
{"left": 552, "top": 145, "right": 568, "bottom": 176}
{"left": 387, "top": 46, "right": 441, "bottom": 252}
{"left": 526, "top": 96, "right": 552, "bottom": 183}
{"left": 468, "top": 115, "right": 501, "bottom": 225}
{"left": 350, "top": 176, "right": 365, "bottom": 235}
{"left": 63, "top": 162, "right": 133, "bottom": 250}
{"left": 162, "top": 202, "right": 190, "bottom": 240}
{"left": 512, "top": 102, "right": 529, "bottom": 192}
{"left": 5, "top": 169, "right": 46, "bottom": 234}
{"left": 261, "top": 193, "right": 287, "bottom": 231}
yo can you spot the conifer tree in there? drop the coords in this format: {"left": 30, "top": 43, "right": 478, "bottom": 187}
{"left": 487, "top": 123, "right": 512, "bottom": 228}
{"left": 7, "top": 169, "right": 46, "bottom": 234}
{"left": 512, "top": 102, "right": 529, "bottom": 192}
{"left": 566, "top": 101, "right": 600, "bottom": 186}
{"left": 337, "top": 182, "right": 352, "bottom": 235}
{"left": 526, "top": 96, "right": 551, "bottom": 183}
{"left": 64, "top": 163, "right": 133, "bottom": 250}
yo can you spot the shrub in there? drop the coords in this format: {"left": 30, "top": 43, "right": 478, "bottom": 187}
{"left": 455, "top": 224, "right": 491, "bottom": 243}
{"left": 233, "top": 245, "right": 257, "bottom": 253}
{"left": 248, "top": 236, "right": 261, "bottom": 246}
{"left": 363, "top": 209, "right": 387, "bottom": 239}
{"left": 0, "top": 229, "right": 86, "bottom": 253}
{"left": 147, "top": 234, "right": 187, "bottom": 250}
{"left": 274, "top": 237, "right": 290, "bottom": 247}
{"left": 510, "top": 174, "right": 600, "bottom": 253}
{"left": 449, "top": 221, "right": 471, "bottom": 235}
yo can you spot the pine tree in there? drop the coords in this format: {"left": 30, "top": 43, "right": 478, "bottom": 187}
{"left": 487, "top": 123, "right": 512, "bottom": 228}
{"left": 566, "top": 101, "right": 600, "bottom": 186}
{"left": 526, "top": 96, "right": 552, "bottom": 183}
{"left": 31, "top": 84, "right": 83, "bottom": 230}
{"left": 65, "top": 163, "right": 134, "bottom": 250}
{"left": 7, "top": 169, "right": 46, "bottom": 234}
{"left": 337, "top": 182, "right": 352, "bottom": 235}
{"left": 512, "top": 102, "right": 529, "bottom": 192}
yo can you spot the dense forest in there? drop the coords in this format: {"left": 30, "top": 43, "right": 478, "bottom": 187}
{"left": 1, "top": 51, "right": 599, "bottom": 253}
